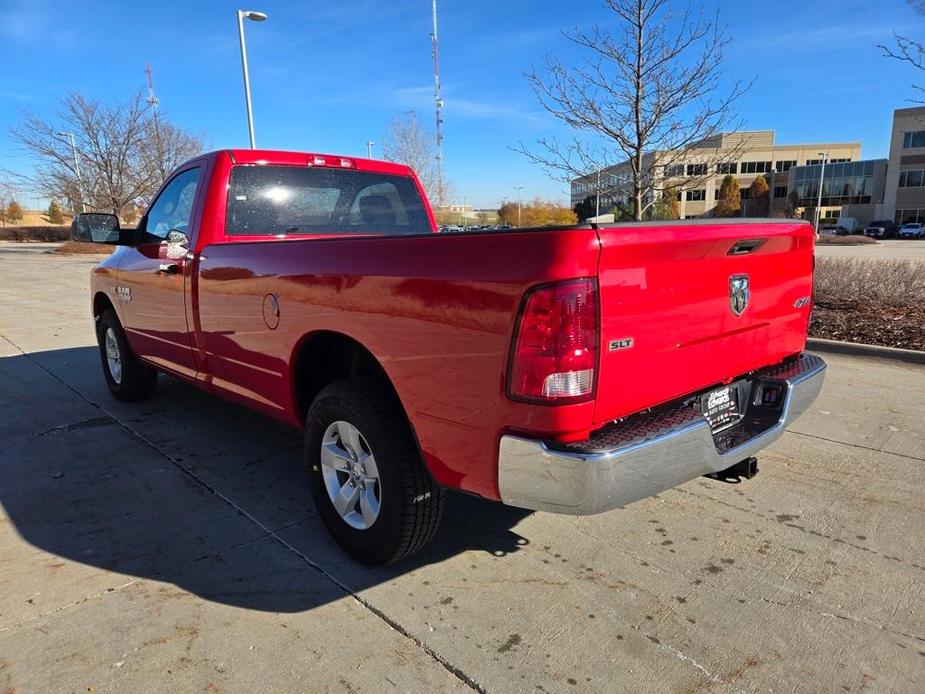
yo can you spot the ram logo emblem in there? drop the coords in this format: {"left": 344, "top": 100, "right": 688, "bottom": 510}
{"left": 729, "top": 274, "right": 749, "bottom": 316}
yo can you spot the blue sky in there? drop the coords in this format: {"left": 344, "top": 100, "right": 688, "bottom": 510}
{"left": 1, "top": 0, "right": 923, "bottom": 209}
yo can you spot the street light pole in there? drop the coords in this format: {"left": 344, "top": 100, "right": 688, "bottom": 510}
{"left": 595, "top": 167, "right": 601, "bottom": 219}
{"left": 514, "top": 186, "right": 524, "bottom": 227}
{"left": 366, "top": 141, "right": 374, "bottom": 158}
{"left": 814, "top": 151, "right": 828, "bottom": 235}
{"left": 57, "top": 131, "right": 86, "bottom": 213}
{"left": 236, "top": 9, "right": 268, "bottom": 149}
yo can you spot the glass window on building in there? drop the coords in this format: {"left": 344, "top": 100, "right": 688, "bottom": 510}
{"left": 686, "top": 189, "right": 706, "bottom": 201}
{"left": 776, "top": 160, "right": 797, "bottom": 172}
{"left": 899, "top": 169, "right": 925, "bottom": 187}
{"left": 664, "top": 164, "right": 685, "bottom": 177}
{"left": 774, "top": 186, "right": 788, "bottom": 198}
{"left": 716, "top": 162, "right": 737, "bottom": 174}
{"left": 903, "top": 131, "right": 925, "bottom": 148}
{"left": 686, "top": 163, "right": 708, "bottom": 176}
{"left": 895, "top": 208, "right": 925, "bottom": 223}
{"left": 741, "top": 161, "right": 772, "bottom": 174}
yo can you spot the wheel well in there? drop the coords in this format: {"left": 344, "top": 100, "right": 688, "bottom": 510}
{"left": 292, "top": 331, "right": 404, "bottom": 424}
{"left": 93, "top": 292, "right": 115, "bottom": 319}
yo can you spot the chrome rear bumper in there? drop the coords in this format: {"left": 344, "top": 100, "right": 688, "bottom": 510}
{"left": 498, "top": 354, "right": 826, "bottom": 515}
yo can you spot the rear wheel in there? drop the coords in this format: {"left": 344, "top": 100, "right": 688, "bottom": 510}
{"left": 96, "top": 309, "right": 157, "bottom": 401}
{"left": 305, "top": 380, "right": 445, "bottom": 565}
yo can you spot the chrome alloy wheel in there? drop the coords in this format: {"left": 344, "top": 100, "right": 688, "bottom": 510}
{"left": 104, "top": 327, "right": 122, "bottom": 385}
{"left": 320, "top": 420, "right": 381, "bottom": 530}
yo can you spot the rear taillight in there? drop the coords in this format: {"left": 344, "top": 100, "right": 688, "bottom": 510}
{"left": 508, "top": 278, "right": 599, "bottom": 403}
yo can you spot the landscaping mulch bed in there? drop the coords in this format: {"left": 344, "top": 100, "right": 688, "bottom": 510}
{"left": 52, "top": 241, "right": 113, "bottom": 255}
{"left": 810, "top": 301, "right": 925, "bottom": 352}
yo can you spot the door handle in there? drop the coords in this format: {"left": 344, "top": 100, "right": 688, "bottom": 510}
{"left": 157, "top": 263, "right": 180, "bottom": 275}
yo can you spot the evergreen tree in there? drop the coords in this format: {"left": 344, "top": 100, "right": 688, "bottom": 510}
{"left": 46, "top": 199, "right": 64, "bottom": 224}
{"left": 748, "top": 175, "right": 770, "bottom": 217}
{"left": 714, "top": 175, "right": 740, "bottom": 217}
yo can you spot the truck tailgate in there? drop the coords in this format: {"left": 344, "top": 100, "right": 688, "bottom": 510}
{"left": 592, "top": 220, "right": 815, "bottom": 426}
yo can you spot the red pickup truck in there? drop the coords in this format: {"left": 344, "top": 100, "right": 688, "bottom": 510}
{"left": 72, "top": 149, "right": 826, "bottom": 564}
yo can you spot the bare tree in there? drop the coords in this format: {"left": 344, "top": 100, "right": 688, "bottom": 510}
{"left": 516, "top": 0, "right": 751, "bottom": 221}
{"left": 381, "top": 111, "right": 448, "bottom": 206}
{"left": 7, "top": 92, "right": 203, "bottom": 217}
{"left": 880, "top": 1, "right": 925, "bottom": 101}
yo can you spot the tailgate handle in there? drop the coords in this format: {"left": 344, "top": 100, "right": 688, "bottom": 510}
{"left": 728, "top": 238, "right": 766, "bottom": 255}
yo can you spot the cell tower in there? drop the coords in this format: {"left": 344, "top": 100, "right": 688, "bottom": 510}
{"left": 144, "top": 61, "right": 160, "bottom": 127}
{"left": 430, "top": 0, "right": 445, "bottom": 205}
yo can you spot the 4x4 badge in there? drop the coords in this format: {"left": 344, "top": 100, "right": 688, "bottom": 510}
{"left": 729, "top": 274, "right": 749, "bottom": 316}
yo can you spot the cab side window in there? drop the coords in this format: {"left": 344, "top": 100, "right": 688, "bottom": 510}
{"left": 142, "top": 168, "right": 202, "bottom": 240}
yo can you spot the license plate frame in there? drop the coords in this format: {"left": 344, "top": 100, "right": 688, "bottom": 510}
{"left": 699, "top": 385, "right": 742, "bottom": 433}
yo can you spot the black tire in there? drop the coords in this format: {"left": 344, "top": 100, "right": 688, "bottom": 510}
{"left": 305, "top": 380, "right": 445, "bottom": 565}
{"left": 96, "top": 308, "right": 157, "bottom": 401}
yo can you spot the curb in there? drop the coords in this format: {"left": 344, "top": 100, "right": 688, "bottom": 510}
{"left": 806, "top": 337, "right": 925, "bottom": 365}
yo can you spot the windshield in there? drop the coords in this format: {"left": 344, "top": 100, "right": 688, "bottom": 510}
{"left": 226, "top": 165, "right": 433, "bottom": 236}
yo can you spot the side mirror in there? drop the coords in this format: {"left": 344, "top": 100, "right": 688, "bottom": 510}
{"left": 70, "top": 213, "right": 132, "bottom": 245}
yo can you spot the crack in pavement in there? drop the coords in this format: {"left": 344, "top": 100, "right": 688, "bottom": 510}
{"left": 0, "top": 334, "right": 484, "bottom": 692}
{"left": 0, "top": 579, "right": 140, "bottom": 633}
{"left": 787, "top": 430, "right": 925, "bottom": 463}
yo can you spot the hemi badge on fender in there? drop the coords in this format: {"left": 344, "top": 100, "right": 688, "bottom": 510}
{"left": 608, "top": 338, "right": 634, "bottom": 351}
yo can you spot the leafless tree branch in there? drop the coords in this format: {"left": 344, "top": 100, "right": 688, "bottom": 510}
{"left": 5, "top": 91, "right": 204, "bottom": 216}
{"left": 515, "top": 0, "right": 752, "bottom": 220}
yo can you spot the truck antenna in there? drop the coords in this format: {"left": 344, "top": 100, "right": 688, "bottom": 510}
{"left": 431, "top": 0, "right": 445, "bottom": 207}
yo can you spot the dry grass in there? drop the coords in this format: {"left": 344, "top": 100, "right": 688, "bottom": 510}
{"left": 814, "top": 257, "right": 925, "bottom": 306}
{"left": 815, "top": 234, "right": 878, "bottom": 246}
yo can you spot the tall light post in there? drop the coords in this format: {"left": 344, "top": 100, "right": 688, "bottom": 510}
{"left": 236, "top": 9, "right": 267, "bottom": 149}
{"left": 814, "top": 152, "right": 828, "bottom": 235}
{"left": 57, "top": 131, "right": 86, "bottom": 213}
{"left": 514, "top": 185, "right": 525, "bottom": 227}
{"left": 366, "top": 141, "right": 375, "bottom": 158}
{"left": 595, "top": 167, "right": 602, "bottom": 218}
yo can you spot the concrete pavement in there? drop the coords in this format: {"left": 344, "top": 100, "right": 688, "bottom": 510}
{"left": 1, "top": 242, "right": 923, "bottom": 693}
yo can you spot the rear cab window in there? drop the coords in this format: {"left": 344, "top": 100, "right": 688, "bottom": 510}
{"left": 225, "top": 165, "right": 433, "bottom": 237}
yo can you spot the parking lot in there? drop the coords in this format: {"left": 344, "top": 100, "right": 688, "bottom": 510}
{"left": 1, "top": 242, "right": 923, "bottom": 693}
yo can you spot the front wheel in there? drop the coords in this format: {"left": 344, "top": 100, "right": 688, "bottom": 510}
{"left": 96, "top": 309, "right": 157, "bottom": 401}
{"left": 305, "top": 381, "right": 445, "bottom": 565}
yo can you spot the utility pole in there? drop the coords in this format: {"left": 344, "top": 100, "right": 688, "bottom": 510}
{"left": 430, "top": 0, "right": 445, "bottom": 206}
{"left": 366, "top": 141, "right": 374, "bottom": 159}
{"left": 514, "top": 186, "right": 525, "bottom": 227}
{"left": 57, "top": 131, "right": 86, "bottom": 213}
{"left": 814, "top": 152, "right": 828, "bottom": 235}
{"left": 144, "top": 61, "right": 160, "bottom": 125}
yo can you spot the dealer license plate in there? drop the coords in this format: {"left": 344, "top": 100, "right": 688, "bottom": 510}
{"left": 700, "top": 385, "right": 741, "bottom": 433}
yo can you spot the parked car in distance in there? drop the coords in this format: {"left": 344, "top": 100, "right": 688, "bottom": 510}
{"left": 899, "top": 222, "right": 925, "bottom": 238}
{"left": 71, "top": 148, "right": 825, "bottom": 565}
{"left": 819, "top": 224, "right": 841, "bottom": 235}
{"left": 864, "top": 220, "right": 897, "bottom": 238}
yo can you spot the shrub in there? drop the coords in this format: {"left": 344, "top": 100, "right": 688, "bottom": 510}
{"left": 814, "top": 257, "right": 925, "bottom": 307}
{"left": 815, "top": 235, "right": 877, "bottom": 246}
{"left": 0, "top": 226, "right": 70, "bottom": 242}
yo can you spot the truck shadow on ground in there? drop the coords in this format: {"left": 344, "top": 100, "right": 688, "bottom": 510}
{"left": 0, "top": 347, "right": 533, "bottom": 615}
